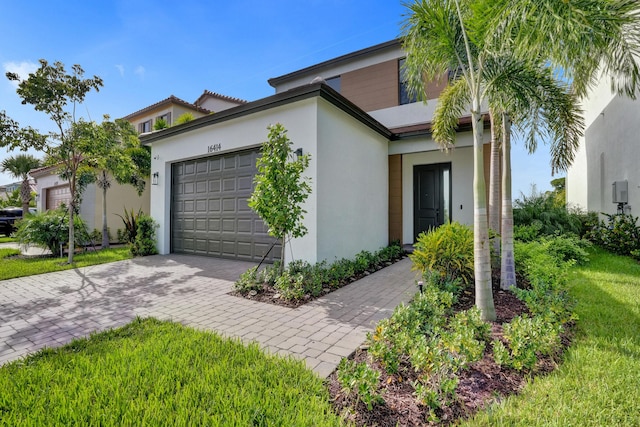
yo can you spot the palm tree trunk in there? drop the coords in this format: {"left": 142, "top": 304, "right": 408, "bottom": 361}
{"left": 488, "top": 112, "right": 501, "bottom": 265}
{"left": 500, "top": 113, "right": 516, "bottom": 290}
{"left": 20, "top": 179, "right": 31, "bottom": 215}
{"left": 472, "top": 109, "right": 496, "bottom": 321}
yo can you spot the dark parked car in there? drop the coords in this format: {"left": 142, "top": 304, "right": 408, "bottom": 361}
{"left": 0, "top": 207, "right": 23, "bottom": 236}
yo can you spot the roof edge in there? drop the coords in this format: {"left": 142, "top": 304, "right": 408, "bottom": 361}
{"left": 140, "top": 83, "right": 393, "bottom": 145}
{"left": 268, "top": 39, "right": 401, "bottom": 88}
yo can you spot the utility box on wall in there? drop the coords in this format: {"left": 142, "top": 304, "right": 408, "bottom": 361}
{"left": 612, "top": 180, "right": 628, "bottom": 204}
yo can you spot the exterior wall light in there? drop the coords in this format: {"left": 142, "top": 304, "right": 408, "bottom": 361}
{"left": 294, "top": 148, "right": 303, "bottom": 159}
{"left": 152, "top": 172, "right": 159, "bottom": 185}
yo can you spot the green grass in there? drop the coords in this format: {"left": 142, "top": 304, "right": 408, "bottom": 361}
{"left": 0, "top": 236, "right": 17, "bottom": 243}
{"left": 462, "top": 248, "right": 640, "bottom": 426}
{"left": 0, "top": 318, "right": 342, "bottom": 426}
{"left": 0, "top": 247, "right": 133, "bottom": 281}
{"left": 0, "top": 248, "right": 20, "bottom": 259}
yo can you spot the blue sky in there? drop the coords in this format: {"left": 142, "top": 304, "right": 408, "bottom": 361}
{"left": 0, "top": 0, "right": 555, "bottom": 197}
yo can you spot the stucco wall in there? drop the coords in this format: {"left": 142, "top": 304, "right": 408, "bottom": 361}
{"left": 316, "top": 98, "right": 389, "bottom": 262}
{"left": 86, "top": 180, "right": 150, "bottom": 238}
{"left": 149, "top": 98, "right": 320, "bottom": 261}
{"left": 583, "top": 94, "right": 640, "bottom": 215}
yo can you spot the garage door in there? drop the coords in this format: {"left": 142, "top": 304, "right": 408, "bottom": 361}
{"left": 46, "top": 185, "right": 71, "bottom": 210}
{"left": 171, "top": 149, "right": 281, "bottom": 262}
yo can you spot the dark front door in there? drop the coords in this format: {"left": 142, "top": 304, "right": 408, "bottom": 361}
{"left": 414, "top": 163, "right": 451, "bottom": 240}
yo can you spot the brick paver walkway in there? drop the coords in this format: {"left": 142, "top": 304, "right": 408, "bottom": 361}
{"left": 0, "top": 255, "right": 418, "bottom": 377}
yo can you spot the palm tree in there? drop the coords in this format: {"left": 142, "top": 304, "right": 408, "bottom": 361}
{"left": 403, "top": 0, "right": 497, "bottom": 320}
{"left": 403, "top": 0, "right": 585, "bottom": 319}
{"left": 479, "top": 0, "right": 640, "bottom": 289}
{"left": 1, "top": 154, "right": 41, "bottom": 214}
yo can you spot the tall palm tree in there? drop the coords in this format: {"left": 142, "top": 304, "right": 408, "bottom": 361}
{"left": 403, "top": 0, "right": 585, "bottom": 319}
{"left": 479, "top": 0, "right": 640, "bottom": 289}
{"left": 1, "top": 154, "right": 41, "bottom": 214}
{"left": 403, "top": 0, "right": 497, "bottom": 320}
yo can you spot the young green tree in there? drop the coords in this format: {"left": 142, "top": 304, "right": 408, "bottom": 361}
{"left": 90, "top": 117, "right": 150, "bottom": 248}
{"left": 4, "top": 60, "right": 103, "bottom": 263}
{"left": 1, "top": 154, "right": 41, "bottom": 213}
{"left": 248, "top": 124, "right": 311, "bottom": 271}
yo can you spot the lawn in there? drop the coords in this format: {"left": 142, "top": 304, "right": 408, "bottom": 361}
{"left": 0, "top": 236, "right": 16, "bottom": 243}
{"left": 0, "top": 247, "right": 132, "bottom": 281}
{"left": 462, "top": 248, "right": 640, "bottom": 426}
{"left": 0, "top": 318, "right": 342, "bottom": 426}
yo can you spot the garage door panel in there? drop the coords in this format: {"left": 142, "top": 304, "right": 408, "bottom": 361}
{"left": 223, "top": 178, "right": 235, "bottom": 192}
{"left": 209, "top": 179, "right": 221, "bottom": 193}
{"left": 171, "top": 149, "right": 280, "bottom": 262}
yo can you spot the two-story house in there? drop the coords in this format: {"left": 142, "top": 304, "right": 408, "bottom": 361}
{"left": 142, "top": 39, "right": 490, "bottom": 263}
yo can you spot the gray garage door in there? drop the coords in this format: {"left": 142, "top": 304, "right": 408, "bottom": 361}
{"left": 171, "top": 149, "right": 281, "bottom": 262}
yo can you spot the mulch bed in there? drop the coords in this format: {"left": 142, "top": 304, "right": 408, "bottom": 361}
{"left": 230, "top": 256, "right": 407, "bottom": 308}
{"left": 326, "top": 271, "right": 575, "bottom": 426}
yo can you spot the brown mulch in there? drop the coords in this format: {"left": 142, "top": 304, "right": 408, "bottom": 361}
{"left": 326, "top": 271, "right": 574, "bottom": 427}
{"left": 230, "top": 256, "right": 406, "bottom": 308}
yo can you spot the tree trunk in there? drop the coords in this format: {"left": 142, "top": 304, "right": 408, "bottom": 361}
{"left": 101, "top": 171, "right": 110, "bottom": 249}
{"left": 20, "top": 178, "right": 31, "bottom": 215}
{"left": 500, "top": 113, "right": 516, "bottom": 290}
{"left": 472, "top": 109, "right": 496, "bottom": 321}
{"left": 488, "top": 112, "right": 501, "bottom": 266}
{"left": 67, "top": 170, "right": 76, "bottom": 264}
{"left": 280, "top": 234, "right": 286, "bottom": 275}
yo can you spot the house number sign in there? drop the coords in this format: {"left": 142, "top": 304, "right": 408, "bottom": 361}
{"left": 207, "top": 143, "right": 222, "bottom": 153}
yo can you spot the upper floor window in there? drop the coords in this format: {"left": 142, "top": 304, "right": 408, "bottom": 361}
{"left": 138, "top": 120, "right": 152, "bottom": 133}
{"left": 156, "top": 112, "right": 172, "bottom": 126}
{"left": 398, "top": 58, "right": 417, "bottom": 105}
{"left": 325, "top": 76, "right": 341, "bottom": 93}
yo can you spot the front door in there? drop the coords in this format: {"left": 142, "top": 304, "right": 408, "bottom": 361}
{"left": 413, "top": 163, "right": 451, "bottom": 240}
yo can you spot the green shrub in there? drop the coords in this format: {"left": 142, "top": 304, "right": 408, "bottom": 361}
{"left": 13, "top": 207, "right": 88, "bottom": 255}
{"left": 513, "top": 190, "right": 583, "bottom": 237}
{"left": 586, "top": 213, "right": 640, "bottom": 257}
{"left": 410, "top": 222, "right": 474, "bottom": 285}
{"left": 116, "top": 208, "right": 142, "bottom": 245}
{"left": 130, "top": 214, "right": 157, "bottom": 256}
{"left": 493, "top": 315, "right": 561, "bottom": 371}
{"left": 235, "top": 267, "right": 261, "bottom": 293}
{"left": 274, "top": 270, "right": 305, "bottom": 300}
{"left": 336, "top": 359, "right": 383, "bottom": 410}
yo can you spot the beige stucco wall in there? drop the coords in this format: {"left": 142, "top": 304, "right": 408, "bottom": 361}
{"left": 86, "top": 180, "right": 150, "bottom": 238}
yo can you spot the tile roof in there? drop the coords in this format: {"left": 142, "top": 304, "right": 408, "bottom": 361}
{"left": 194, "top": 90, "right": 248, "bottom": 107}
{"left": 122, "top": 95, "right": 211, "bottom": 120}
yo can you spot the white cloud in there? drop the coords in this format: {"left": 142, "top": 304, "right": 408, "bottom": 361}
{"left": 3, "top": 61, "right": 39, "bottom": 87}
{"left": 134, "top": 65, "right": 145, "bottom": 78}
{"left": 115, "top": 64, "right": 125, "bottom": 77}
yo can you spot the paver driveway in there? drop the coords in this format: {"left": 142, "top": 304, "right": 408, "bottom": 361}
{"left": 0, "top": 254, "right": 418, "bottom": 377}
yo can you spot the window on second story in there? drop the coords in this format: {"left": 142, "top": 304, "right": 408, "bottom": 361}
{"left": 398, "top": 58, "right": 418, "bottom": 105}
{"left": 325, "top": 76, "right": 341, "bottom": 93}
{"left": 139, "top": 120, "right": 152, "bottom": 133}
{"left": 157, "top": 112, "right": 172, "bottom": 126}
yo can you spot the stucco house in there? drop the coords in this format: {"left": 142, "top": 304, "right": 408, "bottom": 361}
{"left": 142, "top": 39, "right": 491, "bottom": 264}
{"left": 566, "top": 74, "right": 639, "bottom": 216}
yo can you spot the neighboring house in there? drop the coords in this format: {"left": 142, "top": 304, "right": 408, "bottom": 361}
{"left": 0, "top": 181, "right": 36, "bottom": 205}
{"left": 31, "top": 90, "right": 245, "bottom": 240}
{"left": 566, "top": 74, "right": 639, "bottom": 216}
{"left": 124, "top": 92, "right": 247, "bottom": 133}
{"left": 30, "top": 165, "right": 150, "bottom": 237}
{"left": 142, "top": 39, "right": 492, "bottom": 264}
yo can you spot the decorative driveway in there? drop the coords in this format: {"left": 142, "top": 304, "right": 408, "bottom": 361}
{"left": 0, "top": 254, "right": 418, "bottom": 377}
